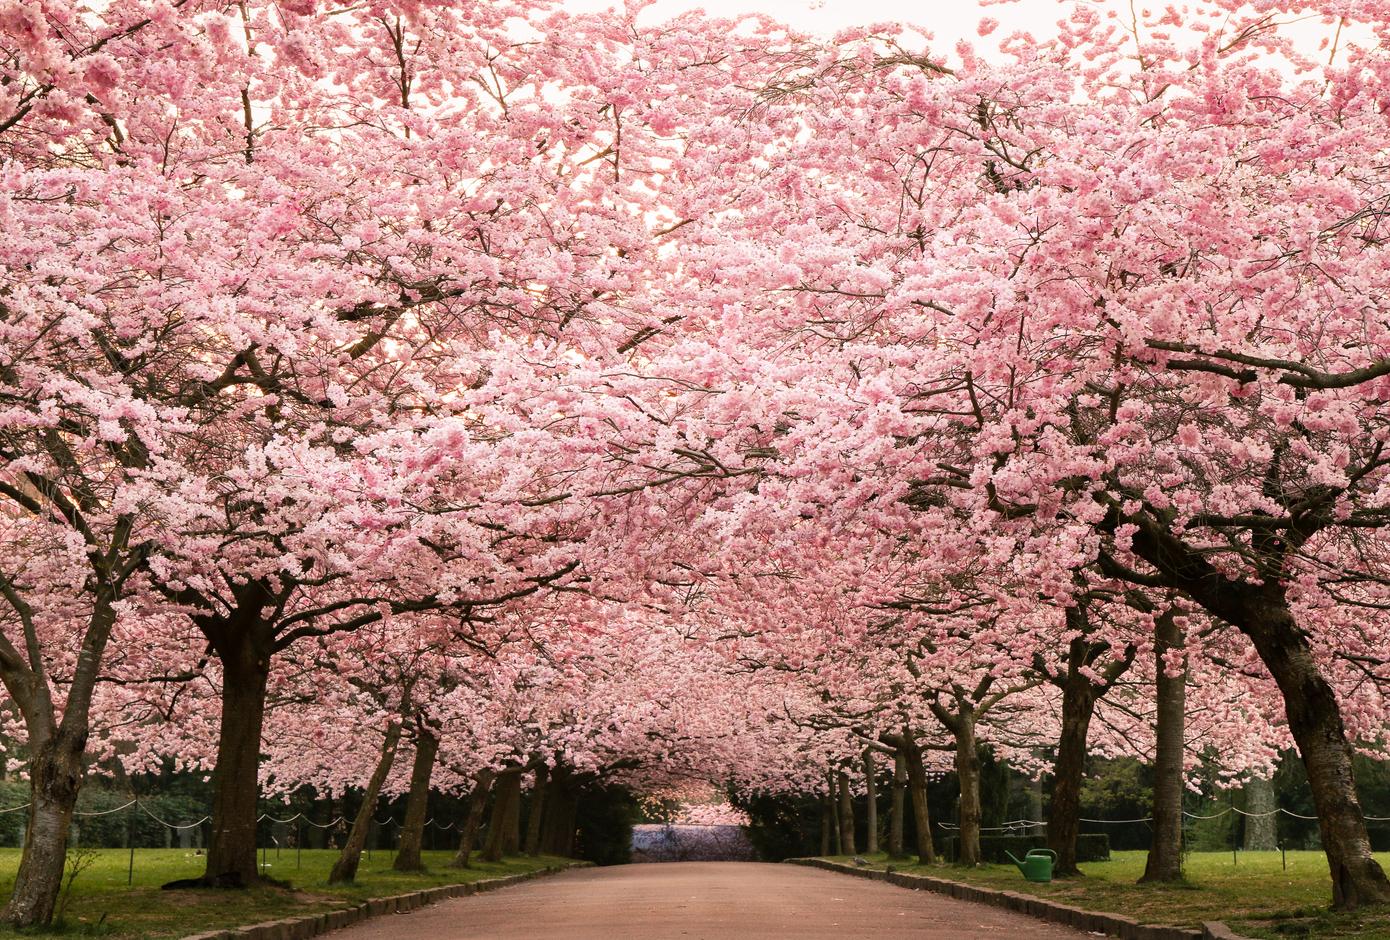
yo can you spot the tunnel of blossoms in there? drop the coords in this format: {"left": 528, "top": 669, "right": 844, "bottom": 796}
{"left": 4, "top": 0, "right": 1390, "bottom": 931}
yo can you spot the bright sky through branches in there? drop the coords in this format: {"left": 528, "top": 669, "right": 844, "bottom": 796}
{"left": 568, "top": 0, "right": 1013, "bottom": 44}
{"left": 565, "top": 0, "right": 1354, "bottom": 71}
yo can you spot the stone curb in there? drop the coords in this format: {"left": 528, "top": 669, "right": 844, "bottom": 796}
{"left": 179, "top": 862, "right": 590, "bottom": 940}
{"left": 787, "top": 858, "right": 1252, "bottom": 940}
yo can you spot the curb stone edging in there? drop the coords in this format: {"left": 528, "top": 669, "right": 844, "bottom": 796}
{"left": 787, "top": 858, "right": 1252, "bottom": 940}
{"left": 179, "top": 862, "right": 591, "bottom": 940}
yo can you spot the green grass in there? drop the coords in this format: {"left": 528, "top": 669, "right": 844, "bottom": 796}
{"left": 0, "top": 848, "right": 575, "bottom": 937}
{"left": 824, "top": 850, "right": 1390, "bottom": 939}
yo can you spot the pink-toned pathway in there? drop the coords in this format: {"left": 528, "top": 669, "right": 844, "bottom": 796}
{"left": 324, "top": 861, "right": 1089, "bottom": 939}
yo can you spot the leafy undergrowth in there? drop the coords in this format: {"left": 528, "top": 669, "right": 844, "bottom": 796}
{"left": 823, "top": 850, "right": 1390, "bottom": 939}
{"left": 0, "top": 848, "right": 575, "bottom": 937}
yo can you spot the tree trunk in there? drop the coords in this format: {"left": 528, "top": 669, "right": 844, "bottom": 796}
{"left": 1048, "top": 654, "right": 1097, "bottom": 877}
{"left": 202, "top": 625, "right": 273, "bottom": 888}
{"left": 889, "top": 751, "right": 907, "bottom": 859}
{"left": 863, "top": 751, "right": 879, "bottom": 856}
{"left": 1243, "top": 775, "right": 1277, "bottom": 851}
{"left": 1243, "top": 602, "right": 1390, "bottom": 908}
{"left": 1141, "top": 610, "right": 1186, "bottom": 884}
{"left": 524, "top": 765, "right": 549, "bottom": 857}
{"left": 542, "top": 781, "right": 578, "bottom": 858}
{"left": 901, "top": 733, "right": 936, "bottom": 864}
{"left": 540, "top": 773, "right": 577, "bottom": 857}
{"left": 329, "top": 721, "right": 403, "bottom": 884}
{"left": 953, "top": 714, "right": 983, "bottom": 867}
{"left": 481, "top": 770, "right": 520, "bottom": 862}
{"left": 392, "top": 729, "right": 438, "bottom": 872}
{"left": 2, "top": 734, "right": 84, "bottom": 926}
{"left": 820, "top": 792, "right": 832, "bottom": 856}
{"left": 837, "top": 770, "right": 856, "bottom": 856}
{"left": 450, "top": 770, "right": 494, "bottom": 869}
{"left": 827, "top": 773, "right": 842, "bottom": 856}
{"left": 1, "top": 593, "right": 117, "bottom": 927}
{"left": 1122, "top": 515, "right": 1390, "bottom": 908}
{"left": 502, "top": 773, "right": 522, "bottom": 855}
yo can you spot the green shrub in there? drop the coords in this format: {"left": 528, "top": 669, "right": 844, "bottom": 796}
{"left": 727, "top": 789, "right": 820, "bottom": 862}
{"left": 573, "top": 784, "right": 636, "bottom": 866}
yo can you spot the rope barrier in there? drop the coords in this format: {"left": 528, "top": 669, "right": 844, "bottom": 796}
{"left": 258, "top": 813, "right": 303, "bottom": 825}
{"left": 0, "top": 797, "right": 1378, "bottom": 834}
{"left": 139, "top": 803, "right": 210, "bottom": 830}
{"left": 74, "top": 799, "right": 137, "bottom": 817}
{"left": 935, "top": 806, "right": 1390, "bottom": 830}
{"left": 0, "top": 801, "right": 460, "bottom": 832}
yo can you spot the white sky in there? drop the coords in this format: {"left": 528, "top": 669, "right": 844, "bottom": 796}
{"left": 561, "top": 1, "right": 1354, "bottom": 70}
{"left": 565, "top": 0, "right": 1031, "bottom": 46}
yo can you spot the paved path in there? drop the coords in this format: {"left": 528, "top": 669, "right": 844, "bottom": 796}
{"left": 324, "top": 862, "right": 1090, "bottom": 939}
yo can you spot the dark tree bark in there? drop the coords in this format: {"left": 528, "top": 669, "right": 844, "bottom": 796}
{"left": 541, "top": 780, "right": 578, "bottom": 858}
{"left": 952, "top": 714, "right": 982, "bottom": 866}
{"left": 889, "top": 751, "right": 907, "bottom": 859}
{"left": 502, "top": 773, "right": 522, "bottom": 856}
{"left": 863, "top": 751, "right": 879, "bottom": 855}
{"left": 0, "top": 592, "right": 116, "bottom": 927}
{"left": 5, "top": 732, "right": 85, "bottom": 926}
{"left": 450, "top": 769, "right": 494, "bottom": 869}
{"left": 827, "top": 772, "right": 842, "bottom": 856}
{"left": 481, "top": 769, "right": 520, "bottom": 862}
{"left": 200, "top": 611, "right": 275, "bottom": 888}
{"left": 539, "top": 771, "right": 577, "bottom": 857}
{"left": 820, "top": 792, "right": 832, "bottom": 857}
{"left": 1141, "top": 608, "right": 1186, "bottom": 884}
{"left": 392, "top": 728, "right": 438, "bottom": 872}
{"left": 1113, "top": 515, "right": 1390, "bottom": 908}
{"left": 330, "top": 720, "right": 403, "bottom": 884}
{"left": 929, "top": 694, "right": 983, "bottom": 867}
{"left": 0, "top": 386, "right": 145, "bottom": 926}
{"left": 1047, "top": 640, "right": 1101, "bottom": 877}
{"left": 1040, "top": 602, "right": 1134, "bottom": 879}
{"left": 524, "top": 764, "right": 549, "bottom": 857}
{"left": 1243, "top": 776, "right": 1277, "bottom": 851}
{"left": 1246, "top": 603, "right": 1389, "bottom": 907}
{"left": 901, "top": 732, "right": 936, "bottom": 864}
{"left": 837, "top": 770, "right": 856, "bottom": 856}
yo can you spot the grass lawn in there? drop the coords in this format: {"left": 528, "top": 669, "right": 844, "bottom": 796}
{"left": 824, "top": 850, "right": 1390, "bottom": 939}
{"left": 0, "top": 848, "right": 574, "bottom": 937}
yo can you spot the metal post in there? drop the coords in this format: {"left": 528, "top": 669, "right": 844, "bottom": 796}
{"left": 127, "top": 803, "right": 135, "bottom": 886}
{"left": 297, "top": 818, "right": 302, "bottom": 870}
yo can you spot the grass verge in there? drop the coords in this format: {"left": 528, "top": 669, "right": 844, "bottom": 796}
{"left": 823, "top": 850, "right": 1390, "bottom": 939}
{"left": 0, "top": 848, "right": 575, "bottom": 937}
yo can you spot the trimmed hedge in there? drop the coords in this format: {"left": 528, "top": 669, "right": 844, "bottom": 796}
{"left": 941, "top": 833, "right": 1110, "bottom": 864}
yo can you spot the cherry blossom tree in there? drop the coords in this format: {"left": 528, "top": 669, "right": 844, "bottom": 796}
{"left": 651, "top": 0, "right": 1390, "bottom": 906}
{"left": 9, "top": 0, "right": 1390, "bottom": 921}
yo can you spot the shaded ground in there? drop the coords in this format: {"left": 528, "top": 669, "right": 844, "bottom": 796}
{"left": 324, "top": 861, "right": 1087, "bottom": 939}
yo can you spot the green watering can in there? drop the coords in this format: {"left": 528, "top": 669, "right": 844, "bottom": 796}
{"left": 1004, "top": 848, "right": 1057, "bottom": 883}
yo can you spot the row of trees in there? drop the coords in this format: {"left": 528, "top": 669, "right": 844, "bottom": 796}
{"left": 4, "top": 0, "right": 1390, "bottom": 926}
